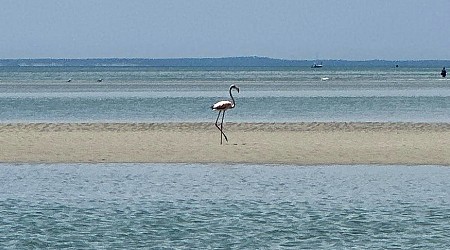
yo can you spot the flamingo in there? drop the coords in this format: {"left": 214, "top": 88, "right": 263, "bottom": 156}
{"left": 211, "top": 84, "right": 240, "bottom": 144}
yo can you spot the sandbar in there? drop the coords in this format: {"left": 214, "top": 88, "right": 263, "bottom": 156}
{"left": 0, "top": 122, "right": 449, "bottom": 165}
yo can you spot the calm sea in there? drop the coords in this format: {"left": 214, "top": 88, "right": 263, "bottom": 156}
{"left": 0, "top": 164, "right": 449, "bottom": 249}
{"left": 1, "top": 67, "right": 449, "bottom": 248}
{"left": 0, "top": 66, "right": 449, "bottom": 123}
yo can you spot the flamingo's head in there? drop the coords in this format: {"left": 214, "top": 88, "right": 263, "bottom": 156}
{"left": 230, "top": 84, "right": 240, "bottom": 93}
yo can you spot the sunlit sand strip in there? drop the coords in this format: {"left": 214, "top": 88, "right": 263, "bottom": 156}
{"left": 1, "top": 122, "right": 450, "bottom": 132}
{"left": 1, "top": 122, "right": 449, "bottom": 165}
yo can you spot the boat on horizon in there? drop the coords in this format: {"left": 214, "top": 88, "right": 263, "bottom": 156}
{"left": 311, "top": 62, "right": 323, "bottom": 68}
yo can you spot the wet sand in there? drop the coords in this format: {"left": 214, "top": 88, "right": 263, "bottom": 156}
{"left": 0, "top": 122, "right": 449, "bottom": 165}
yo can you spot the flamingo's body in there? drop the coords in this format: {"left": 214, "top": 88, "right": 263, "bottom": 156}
{"left": 211, "top": 84, "right": 239, "bottom": 144}
{"left": 212, "top": 100, "right": 233, "bottom": 110}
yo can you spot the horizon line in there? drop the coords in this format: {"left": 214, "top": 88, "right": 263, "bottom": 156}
{"left": 1, "top": 57, "right": 449, "bottom": 62}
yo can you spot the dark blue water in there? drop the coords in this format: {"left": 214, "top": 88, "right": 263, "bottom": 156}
{"left": 1, "top": 164, "right": 449, "bottom": 249}
{"left": 1, "top": 66, "right": 449, "bottom": 122}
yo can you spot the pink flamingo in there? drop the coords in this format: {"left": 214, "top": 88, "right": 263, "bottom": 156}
{"left": 211, "top": 84, "right": 240, "bottom": 144}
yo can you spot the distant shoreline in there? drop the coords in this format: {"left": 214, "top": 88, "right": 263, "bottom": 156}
{"left": 1, "top": 122, "right": 449, "bottom": 165}
{"left": 1, "top": 57, "right": 449, "bottom": 67}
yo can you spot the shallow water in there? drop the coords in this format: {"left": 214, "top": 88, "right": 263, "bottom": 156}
{"left": 1, "top": 164, "right": 449, "bottom": 248}
{"left": 1, "top": 66, "right": 449, "bottom": 122}
{"left": 1, "top": 66, "right": 449, "bottom": 248}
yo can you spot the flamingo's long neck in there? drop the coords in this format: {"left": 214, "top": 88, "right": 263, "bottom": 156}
{"left": 229, "top": 87, "right": 236, "bottom": 108}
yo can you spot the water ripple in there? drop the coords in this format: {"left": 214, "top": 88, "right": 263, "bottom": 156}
{"left": 1, "top": 164, "right": 449, "bottom": 248}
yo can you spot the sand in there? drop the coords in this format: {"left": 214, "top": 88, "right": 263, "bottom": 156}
{"left": 0, "top": 122, "right": 449, "bottom": 165}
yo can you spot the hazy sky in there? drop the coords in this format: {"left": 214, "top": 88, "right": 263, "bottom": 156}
{"left": 1, "top": 0, "right": 449, "bottom": 60}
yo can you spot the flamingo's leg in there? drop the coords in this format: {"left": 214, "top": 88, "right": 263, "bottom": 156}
{"left": 214, "top": 110, "right": 229, "bottom": 145}
{"left": 221, "top": 111, "right": 228, "bottom": 143}
{"left": 215, "top": 111, "right": 221, "bottom": 129}
{"left": 215, "top": 111, "right": 225, "bottom": 144}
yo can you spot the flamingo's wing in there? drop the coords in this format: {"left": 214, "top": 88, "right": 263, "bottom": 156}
{"left": 212, "top": 100, "right": 233, "bottom": 110}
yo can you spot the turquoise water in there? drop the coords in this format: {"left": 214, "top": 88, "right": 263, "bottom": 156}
{"left": 1, "top": 67, "right": 450, "bottom": 248}
{"left": 1, "top": 66, "right": 449, "bottom": 122}
{"left": 0, "top": 164, "right": 449, "bottom": 248}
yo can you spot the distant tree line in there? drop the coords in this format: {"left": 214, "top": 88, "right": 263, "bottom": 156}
{"left": 0, "top": 57, "right": 448, "bottom": 68}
